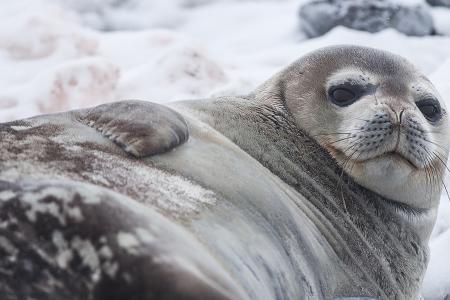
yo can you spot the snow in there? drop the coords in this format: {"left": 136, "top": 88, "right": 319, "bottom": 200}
{"left": 0, "top": 0, "right": 450, "bottom": 298}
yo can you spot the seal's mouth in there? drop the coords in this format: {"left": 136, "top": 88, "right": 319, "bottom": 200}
{"left": 331, "top": 145, "right": 421, "bottom": 170}
{"left": 370, "top": 151, "right": 419, "bottom": 170}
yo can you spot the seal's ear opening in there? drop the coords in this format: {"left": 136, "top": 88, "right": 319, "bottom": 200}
{"left": 74, "top": 100, "right": 189, "bottom": 158}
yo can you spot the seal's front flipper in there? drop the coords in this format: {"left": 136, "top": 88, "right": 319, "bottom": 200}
{"left": 76, "top": 100, "right": 189, "bottom": 158}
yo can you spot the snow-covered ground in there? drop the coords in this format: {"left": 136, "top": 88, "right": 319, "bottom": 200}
{"left": 0, "top": 0, "right": 449, "bottom": 298}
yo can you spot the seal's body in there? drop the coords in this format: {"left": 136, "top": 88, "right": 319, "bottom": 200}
{"left": 0, "top": 46, "right": 448, "bottom": 300}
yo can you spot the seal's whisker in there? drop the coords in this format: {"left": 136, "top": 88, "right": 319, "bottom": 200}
{"left": 416, "top": 143, "right": 449, "bottom": 205}
{"left": 424, "top": 149, "right": 450, "bottom": 202}
{"left": 312, "top": 128, "right": 368, "bottom": 138}
{"left": 425, "top": 154, "right": 439, "bottom": 203}
{"left": 346, "top": 117, "right": 372, "bottom": 123}
{"left": 336, "top": 126, "right": 375, "bottom": 151}
{"left": 421, "top": 138, "right": 448, "bottom": 152}
{"left": 348, "top": 150, "right": 364, "bottom": 179}
{"left": 422, "top": 143, "right": 450, "bottom": 174}
{"left": 406, "top": 120, "right": 446, "bottom": 135}
{"left": 441, "top": 180, "right": 450, "bottom": 202}
{"left": 328, "top": 136, "right": 357, "bottom": 147}
{"left": 431, "top": 151, "right": 450, "bottom": 172}
{"left": 340, "top": 149, "right": 365, "bottom": 213}
{"left": 337, "top": 140, "right": 363, "bottom": 213}
{"left": 417, "top": 150, "right": 435, "bottom": 203}
{"left": 312, "top": 132, "right": 353, "bottom": 137}
{"left": 431, "top": 157, "right": 450, "bottom": 203}
{"left": 340, "top": 136, "right": 364, "bottom": 156}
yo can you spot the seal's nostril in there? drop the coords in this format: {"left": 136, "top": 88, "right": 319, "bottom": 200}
{"left": 399, "top": 109, "right": 405, "bottom": 124}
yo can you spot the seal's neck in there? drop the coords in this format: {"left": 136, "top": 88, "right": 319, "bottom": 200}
{"left": 179, "top": 95, "right": 336, "bottom": 192}
{"left": 177, "top": 96, "right": 428, "bottom": 299}
{"left": 178, "top": 94, "right": 358, "bottom": 199}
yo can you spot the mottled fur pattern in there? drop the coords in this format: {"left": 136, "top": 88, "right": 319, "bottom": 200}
{"left": 0, "top": 180, "right": 241, "bottom": 300}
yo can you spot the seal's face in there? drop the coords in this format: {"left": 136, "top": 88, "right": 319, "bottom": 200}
{"left": 283, "top": 46, "right": 450, "bottom": 210}
{"left": 324, "top": 68, "right": 448, "bottom": 210}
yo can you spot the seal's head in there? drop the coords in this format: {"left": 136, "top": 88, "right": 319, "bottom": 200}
{"left": 264, "top": 45, "right": 450, "bottom": 214}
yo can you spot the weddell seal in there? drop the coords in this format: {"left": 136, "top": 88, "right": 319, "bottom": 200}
{"left": 0, "top": 45, "right": 448, "bottom": 300}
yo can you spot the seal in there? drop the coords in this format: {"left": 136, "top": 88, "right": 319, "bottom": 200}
{"left": 0, "top": 45, "right": 448, "bottom": 300}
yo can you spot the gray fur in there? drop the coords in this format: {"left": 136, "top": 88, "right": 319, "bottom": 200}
{"left": 0, "top": 45, "right": 448, "bottom": 300}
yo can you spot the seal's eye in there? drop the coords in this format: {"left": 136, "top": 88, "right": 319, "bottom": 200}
{"left": 329, "top": 87, "right": 356, "bottom": 106}
{"left": 416, "top": 98, "right": 442, "bottom": 123}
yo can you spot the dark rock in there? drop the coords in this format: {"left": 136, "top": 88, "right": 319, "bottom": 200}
{"left": 299, "top": 0, "right": 435, "bottom": 38}
{"left": 427, "top": 0, "right": 450, "bottom": 7}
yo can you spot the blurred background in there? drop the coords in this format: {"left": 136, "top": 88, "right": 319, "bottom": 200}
{"left": 0, "top": 0, "right": 449, "bottom": 298}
